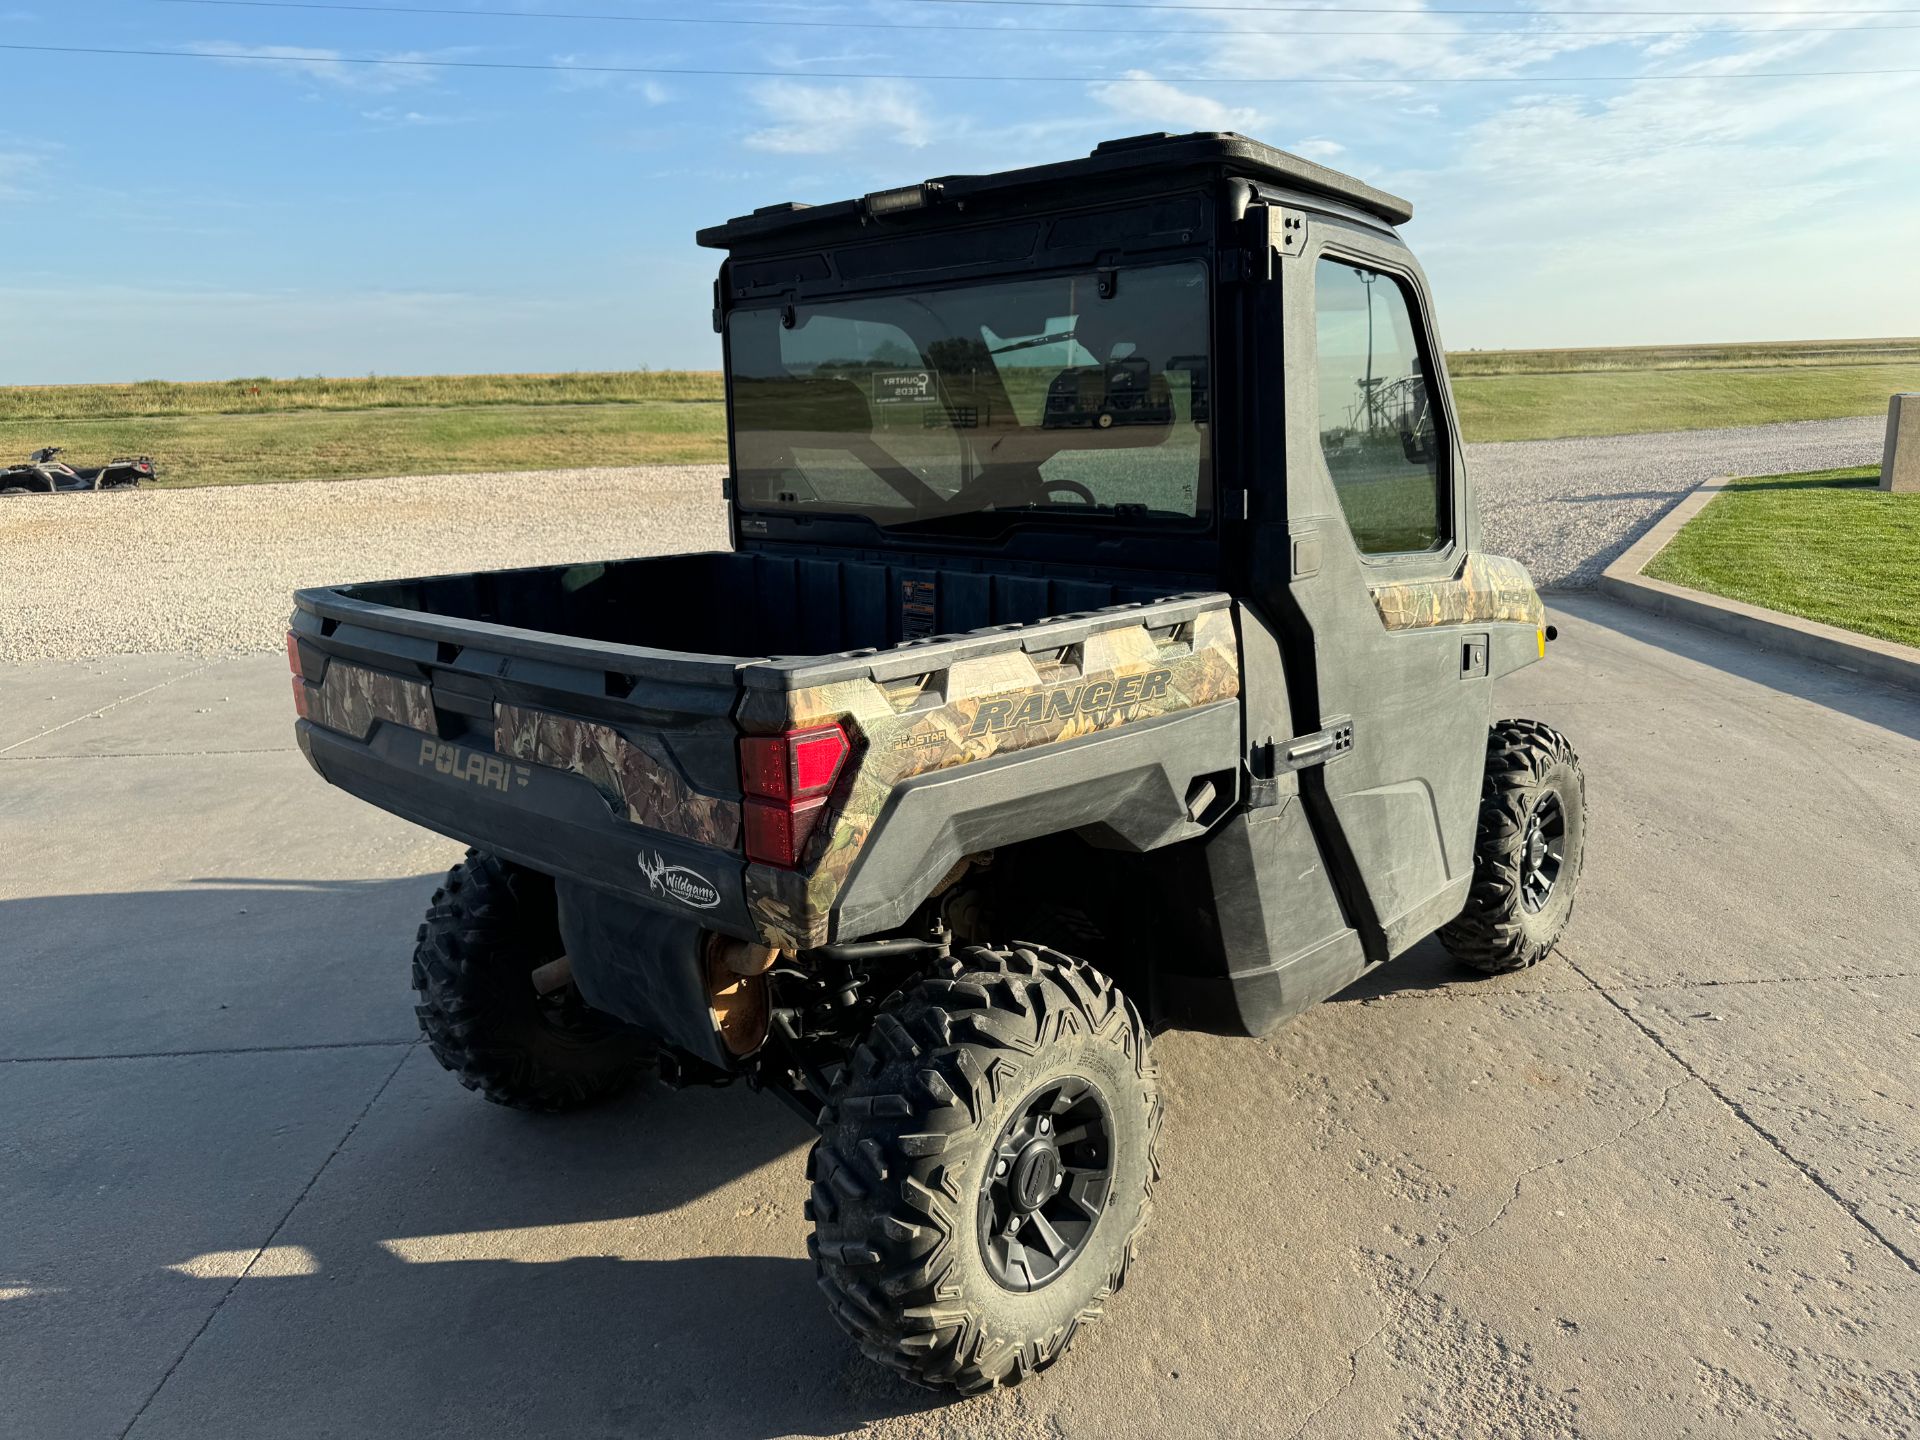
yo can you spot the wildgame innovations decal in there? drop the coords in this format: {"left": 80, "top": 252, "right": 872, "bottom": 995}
{"left": 639, "top": 851, "right": 722, "bottom": 910}
{"left": 740, "top": 605, "right": 1241, "bottom": 950}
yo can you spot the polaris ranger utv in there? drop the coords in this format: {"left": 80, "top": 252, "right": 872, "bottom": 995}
{"left": 288, "top": 132, "right": 1585, "bottom": 1393}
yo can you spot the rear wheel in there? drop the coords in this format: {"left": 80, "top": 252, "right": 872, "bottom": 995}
{"left": 1441, "top": 719, "right": 1587, "bottom": 974}
{"left": 808, "top": 944, "right": 1159, "bottom": 1392}
{"left": 412, "top": 849, "right": 656, "bottom": 1110}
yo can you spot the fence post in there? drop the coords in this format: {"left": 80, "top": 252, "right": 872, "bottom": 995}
{"left": 1883, "top": 393, "right": 1920, "bottom": 493}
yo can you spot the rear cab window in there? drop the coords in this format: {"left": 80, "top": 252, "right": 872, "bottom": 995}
{"left": 726, "top": 261, "right": 1213, "bottom": 532}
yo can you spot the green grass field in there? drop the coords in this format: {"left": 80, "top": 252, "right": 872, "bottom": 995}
{"left": 3, "top": 340, "right": 1912, "bottom": 487}
{"left": 1450, "top": 360, "right": 1920, "bottom": 443}
{"left": 1643, "top": 467, "right": 1920, "bottom": 649}
{"left": 0, "top": 403, "right": 723, "bottom": 488}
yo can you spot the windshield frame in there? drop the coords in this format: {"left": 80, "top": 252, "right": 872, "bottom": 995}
{"left": 721, "top": 255, "right": 1218, "bottom": 545}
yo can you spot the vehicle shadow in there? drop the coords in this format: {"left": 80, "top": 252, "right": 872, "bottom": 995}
{"left": 1, "top": 871, "right": 965, "bottom": 1437}
{"left": 1547, "top": 591, "right": 1920, "bottom": 744}
{"left": 1714, "top": 474, "right": 1876, "bottom": 492}
{"left": 1546, "top": 488, "right": 1693, "bottom": 503}
{"left": 1329, "top": 935, "right": 1459, "bottom": 1002}
{"left": 125, "top": 1088, "right": 952, "bottom": 1439}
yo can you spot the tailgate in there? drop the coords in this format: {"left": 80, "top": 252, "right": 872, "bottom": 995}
{"left": 289, "top": 582, "right": 756, "bottom": 932}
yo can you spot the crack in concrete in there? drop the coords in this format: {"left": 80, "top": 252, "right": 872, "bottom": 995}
{"left": 1355, "top": 968, "right": 1915, "bottom": 1006}
{"left": 0, "top": 747, "right": 290, "bottom": 761}
{"left": 0, "top": 662, "right": 225, "bottom": 756}
{"left": 115, "top": 1040, "right": 419, "bottom": 1440}
{"left": 1560, "top": 948, "right": 1920, "bottom": 1279}
{"left": 1, "top": 1038, "right": 416, "bottom": 1065}
{"left": 1283, "top": 1075, "right": 1684, "bottom": 1439}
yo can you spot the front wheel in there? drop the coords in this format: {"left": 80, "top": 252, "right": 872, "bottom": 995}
{"left": 1440, "top": 719, "right": 1587, "bottom": 974}
{"left": 411, "top": 850, "right": 656, "bottom": 1111}
{"left": 809, "top": 945, "right": 1160, "bottom": 1393}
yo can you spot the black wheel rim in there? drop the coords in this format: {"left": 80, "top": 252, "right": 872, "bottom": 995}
{"left": 1520, "top": 791, "right": 1567, "bottom": 914}
{"left": 977, "top": 1076, "right": 1114, "bottom": 1293}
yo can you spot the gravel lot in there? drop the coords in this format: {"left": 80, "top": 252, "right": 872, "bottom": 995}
{"left": 0, "top": 415, "right": 1885, "bottom": 663}
{"left": 0, "top": 466, "right": 729, "bottom": 664}
{"left": 1474, "top": 413, "right": 1884, "bottom": 588}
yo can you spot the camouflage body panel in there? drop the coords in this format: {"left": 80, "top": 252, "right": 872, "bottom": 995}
{"left": 1370, "top": 553, "right": 1543, "bottom": 632}
{"left": 742, "top": 607, "right": 1241, "bottom": 950}
{"left": 302, "top": 662, "right": 437, "bottom": 741}
{"left": 495, "top": 704, "right": 741, "bottom": 848}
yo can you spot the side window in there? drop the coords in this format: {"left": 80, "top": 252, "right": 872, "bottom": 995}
{"left": 1312, "top": 259, "right": 1448, "bottom": 555}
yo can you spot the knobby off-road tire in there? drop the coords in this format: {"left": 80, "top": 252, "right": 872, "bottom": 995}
{"left": 808, "top": 945, "right": 1161, "bottom": 1393}
{"left": 1440, "top": 718, "right": 1587, "bottom": 974}
{"left": 412, "top": 849, "right": 655, "bottom": 1111}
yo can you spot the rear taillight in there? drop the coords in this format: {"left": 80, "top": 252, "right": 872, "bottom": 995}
{"left": 739, "top": 723, "right": 849, "bottom": 868}
{"left": 287, "top": 631, "right": 311, "bottom": 719}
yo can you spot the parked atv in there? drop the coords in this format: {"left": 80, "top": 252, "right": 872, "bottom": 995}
{"left": 0, "top": 447, "right": 156, "bottom": 493}
{"left": 288, "top": 132, "right": 1586, "bottom": 1394}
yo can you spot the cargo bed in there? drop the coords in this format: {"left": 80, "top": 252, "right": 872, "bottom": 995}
{"left": 291, "top": 548, "right": 1244, "bottom": 950}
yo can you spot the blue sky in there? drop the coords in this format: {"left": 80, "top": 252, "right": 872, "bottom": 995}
{"left": 2, "top": 0, "right": 1916, "bottom": 383}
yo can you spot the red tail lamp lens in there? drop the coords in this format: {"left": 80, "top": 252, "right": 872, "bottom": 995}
{"left": 286, "top": 633, "right": 312, "bottom": 719}
{"left": 791, "top": 728, "right": 848, "bottom": 793}
{"left": 742, "top": 798, "right": 825, "bottom": 869}
{"left": 739, "top": 724, "right": 848, "bottom": 802}
{"left": 739, "top": 723, "right": 850, "bottom": 868}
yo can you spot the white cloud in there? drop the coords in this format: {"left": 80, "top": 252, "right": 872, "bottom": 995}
{"left": 359, "top": 107, "right": 464, "bottom": 128}
{"left": 1396, "top": 28, "right": 1920, "bottom": 346}
{"left": 1291, "top": 137, "right": 1347, "bottom": 162}
{"left": 545, "top": 54, "right": 682, "bottom": 98}
{"left": 743, "top": 80, "right": 931, "bottom": 155}
{"left": 186, "top": 42, "right": 438, "bottom": 94}
{"left": 0, "top": 151, "right": 39, "bottom": 197}
{"left": 1087, "top": 72, "right": 1269, "bottom": 134}
{"left": 0, "top": 137, "right": 53, "bottom": 198}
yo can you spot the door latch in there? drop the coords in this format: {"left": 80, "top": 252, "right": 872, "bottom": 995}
{"left": 1246, "top": 719, "right": 1355, "bottom": 806}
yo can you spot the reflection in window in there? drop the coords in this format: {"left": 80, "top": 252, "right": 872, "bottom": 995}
{"left": 728, "top": 263, "right": 1211, "bottom": 529}
{"left": 1313, "top": 260, "right": 1446, "bottom": 555}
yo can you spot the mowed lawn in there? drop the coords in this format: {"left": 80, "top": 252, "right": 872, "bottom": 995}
{"left": 0, "top": 402, "right": 724, "bottom": 488}
{"left": 1450, "top": 361, "right": 1920, "bottom": 443}
{"left": 0, "top": 371, "right": 725, "bottom": 486}
{"left": 1644, "top": 466, "right": 1920, "bottom": 649}
{"left": 3, "top": 340, "right": 1914, "bottom": 486}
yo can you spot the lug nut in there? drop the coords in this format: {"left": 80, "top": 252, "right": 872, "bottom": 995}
{"left": 996, "top": 1159, "right": 1009, "bottom": 1176}
{"left": 1038, "top": 1117, "right": 1051, "bottom": 1133}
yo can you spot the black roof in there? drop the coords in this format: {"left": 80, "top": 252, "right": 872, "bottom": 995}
{"left": 695, "top": 131, "right": 1413, "bottom": 250}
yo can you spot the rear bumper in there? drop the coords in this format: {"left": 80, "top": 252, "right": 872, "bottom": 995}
{"left": 297, "top": 719, "right": 759, "bottom": 938}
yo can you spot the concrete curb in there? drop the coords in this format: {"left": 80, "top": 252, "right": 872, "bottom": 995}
{"left": 1597, "top": 475, "right": 1920, "bottom": 693}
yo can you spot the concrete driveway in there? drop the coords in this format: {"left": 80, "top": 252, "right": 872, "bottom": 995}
{"left": 3, "top": 597, "right": 1916, "bottom": 1439}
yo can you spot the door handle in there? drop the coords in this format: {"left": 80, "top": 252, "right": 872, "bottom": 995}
{"left": 1282, "top": 721, "right": 1355, "bottom": 771}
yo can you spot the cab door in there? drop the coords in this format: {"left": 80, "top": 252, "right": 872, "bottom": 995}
{"left": 1268, "top": 214, "right": 1495, "bottom": 959}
